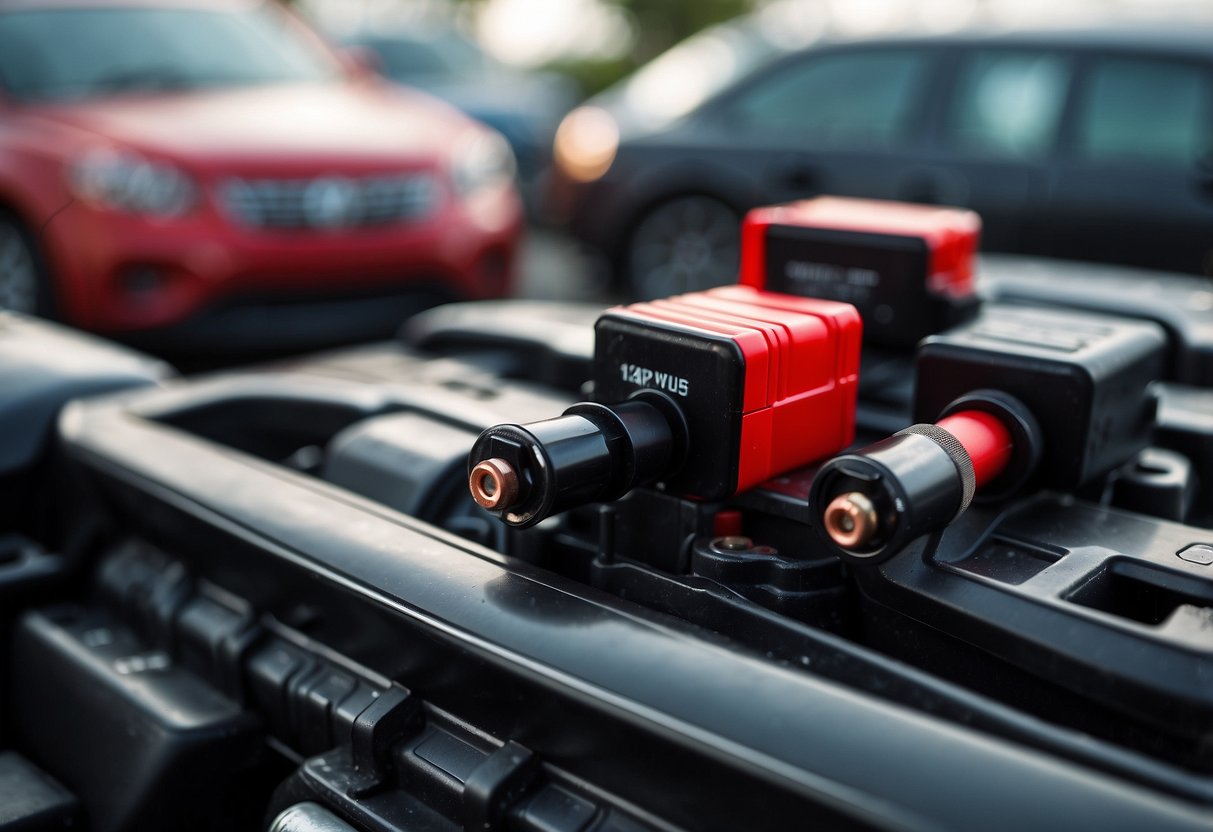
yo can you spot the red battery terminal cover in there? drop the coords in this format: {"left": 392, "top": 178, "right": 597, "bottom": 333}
{"left": 741, "top": 196, "right": 981, "bottom": 299}
{"left": 593, "top": 285, "right": 862, "bottom": 498}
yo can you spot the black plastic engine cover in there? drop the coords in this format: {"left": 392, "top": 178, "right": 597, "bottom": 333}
{"left": 8, "top": 607, "right": 263, "bottom": 832}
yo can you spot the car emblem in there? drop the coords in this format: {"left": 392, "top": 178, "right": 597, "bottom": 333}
{"left": 303, "top": 177, "right": 359, "bottom": 229}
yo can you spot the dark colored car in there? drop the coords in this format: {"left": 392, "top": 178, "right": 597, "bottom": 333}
{"left": 347, "top": 28, "right": 576, "bottom": 209}
{"left": 552, "top": 27, "right": 1213, "bottom": 297}
{"left": 0, "top": 1, "right": 523, "bottom": 349}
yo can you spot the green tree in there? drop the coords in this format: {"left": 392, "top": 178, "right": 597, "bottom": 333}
{"left": 550, "top": 0, "right": 756, "bottom": 97}
{"left": 617, "top": 0, "right": 754, "bottom": 63}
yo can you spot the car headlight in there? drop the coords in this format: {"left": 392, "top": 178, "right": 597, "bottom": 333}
{"left": 69, "top": 149, "right": 198, "bottom": 218}
{"left": 449, "top": 130, "right": 517, "bottom": 199}
{"left": 553, "top": 106, "right": 619, "bottom": 183}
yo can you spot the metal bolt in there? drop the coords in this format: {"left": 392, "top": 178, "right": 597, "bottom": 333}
{"left": 712, "top": 535, "right": 754, "bottom": 552}
{"left": 823, "top": 491, "right": 879, "bottom": 550}
{"left": 469, "top": 458, "right": 519, "bottom": 510}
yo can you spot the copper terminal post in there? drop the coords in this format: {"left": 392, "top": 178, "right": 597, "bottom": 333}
{"left": 469, "top": 458, "right": 519, "bottom": 510}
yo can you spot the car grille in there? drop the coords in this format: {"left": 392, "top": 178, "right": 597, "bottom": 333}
{"left": 218, "top": 173, "right": 440, "bottom": 230}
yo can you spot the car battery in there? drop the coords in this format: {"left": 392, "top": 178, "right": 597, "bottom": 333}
{"left": 469, "top": 286, "right": 861, "bottom": 527}
{"left": 739, "top": 196, "right": 981, "bottom": 347}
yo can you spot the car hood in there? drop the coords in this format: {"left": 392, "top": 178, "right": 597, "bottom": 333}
{"left": 27, "top": 81, "right": 472, "bottom": 168}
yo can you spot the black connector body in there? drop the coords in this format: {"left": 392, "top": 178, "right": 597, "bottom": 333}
{"left": 811, "top": 306, "right": 1167, "bottom": 564}
{"left": 916, "top": 307, "right": 1166, "bottom": 490}
{"left": 468, "top": 396, "right": 682, "bottom": 528}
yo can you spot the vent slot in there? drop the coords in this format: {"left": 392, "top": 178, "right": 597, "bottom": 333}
{"left": 1068, "top": 561, "right": 1213, "bottom": 625}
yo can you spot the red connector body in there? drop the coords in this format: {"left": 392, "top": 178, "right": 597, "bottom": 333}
{"left": 470, "top": 285, "right": 863, "bottom": 527}
{"left": 739, "top": 197, "right": 981, "bottom": 347}
{"left": 593, "top": 285, "right": 862, "bottom": 497}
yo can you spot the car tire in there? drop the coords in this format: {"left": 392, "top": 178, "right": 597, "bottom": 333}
{"left": 0, "top": 215, "right": 53, "bottom": 318}
{"left": 624, "top": 195, "right": 741, "bottom": 300}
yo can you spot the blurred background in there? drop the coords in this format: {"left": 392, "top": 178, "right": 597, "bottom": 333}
{"left": 2, "top": 0, "right": 1213, "bottom": 368}
{"left": 304, "top": 0, "right": 1213, "bottom": 99}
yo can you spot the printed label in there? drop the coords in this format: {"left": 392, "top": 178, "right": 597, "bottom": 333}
{"left": 620, "top": 362, "right": 690, "bottom": 397}
{"left": 784, "top": 260, "right": 881, "bottom": 303}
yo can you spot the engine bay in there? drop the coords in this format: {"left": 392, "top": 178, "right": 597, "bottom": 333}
{"left": 1, "top": 201, "right": 1211, "bottom": 831}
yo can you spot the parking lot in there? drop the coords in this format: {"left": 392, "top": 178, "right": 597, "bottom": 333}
{"left": 2, "top": 4, "right": 1213, "bottom": 832}
{"left": 515, "top": 227, "right": 601, "bottom": 302}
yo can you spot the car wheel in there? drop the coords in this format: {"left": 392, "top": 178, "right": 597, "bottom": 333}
{"left": 0, "top": 217, "right": 50, "bottom": 317}
{"left": 625, "top": 195, "right": 741, "bottom": 299}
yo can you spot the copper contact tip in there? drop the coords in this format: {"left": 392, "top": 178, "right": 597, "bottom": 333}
{"left": 470, "top": 458, "right": 519, "bottom": 510}
{"left": 823, "top": 491, "right": 879, "bottom": 550}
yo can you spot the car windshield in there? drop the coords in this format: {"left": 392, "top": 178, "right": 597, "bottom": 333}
{"left": 598, "top": 17, "right": 793, "bottom": 135}
{"left": 0, "top": 4, "right": 339, "bottom": 102}
{"left": 354, "top": 33, "right": 489, "bottom": 84}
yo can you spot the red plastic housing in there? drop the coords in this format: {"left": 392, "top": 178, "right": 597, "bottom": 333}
{"left": 597, "top": 286, "right": 862, "bottom": 496}
{"left": 937, "top": 410, "right": 1014, "bottom": 488}
{"left": 739, "top": 196, "right": 980, "bottom": 298}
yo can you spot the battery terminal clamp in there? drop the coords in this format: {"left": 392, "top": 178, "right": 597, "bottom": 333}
{"left": 469, "top": 285, "right": 862, "bottom": 528}
{"left": 469, "top": 395, "right": 685, "bottom": 528}
{"left": 812, "top": 393, "right": 1039, "bottom": 561}
{"left": 810, "top": 307, "right": 1167, "bottom": 563}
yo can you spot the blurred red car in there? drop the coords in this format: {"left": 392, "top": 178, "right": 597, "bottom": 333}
{"left": 0, "top": 0, "right": 523, "bottom": 348}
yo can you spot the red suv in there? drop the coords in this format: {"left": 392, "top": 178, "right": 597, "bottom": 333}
{"left": 0, "top": 1, "right": 523, "bottom": 347}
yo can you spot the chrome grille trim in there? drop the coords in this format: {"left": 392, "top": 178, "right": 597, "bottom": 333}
{"left": 218, "top": 173, "right": 440, "bottom": 230}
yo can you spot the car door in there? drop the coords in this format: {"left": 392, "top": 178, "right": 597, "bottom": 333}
{"left": 702, "top": 44, "right": 944, "bottom": 205}
{"left": 1036, "top": 51, "right": 1213, "bottom": 274}
{"left": 919, "top": 46, "right": 1073, "bottom": 253}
